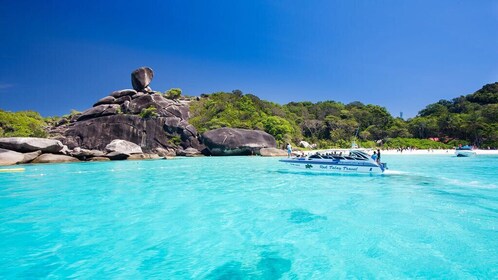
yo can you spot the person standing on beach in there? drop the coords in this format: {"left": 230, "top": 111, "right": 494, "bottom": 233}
{"left": 377, "top": 149, "right": 381, "bottom": 163}
{"left": 286, "top": 143, "right": 292, "bottom": 157}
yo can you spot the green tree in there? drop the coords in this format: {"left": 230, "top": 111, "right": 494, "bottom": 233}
{"left": 164, "top": 88, "right": 182, "bottom": 99}
{"left": 263, "top": 116, "right": 293, "bottom": 143}
{"left": 0, "top": 110, "right": 48, "bottom": 137}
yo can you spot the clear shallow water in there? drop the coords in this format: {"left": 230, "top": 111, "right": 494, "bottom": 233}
{"left": 1, "top": 154, "right": 498, "bottom": 279}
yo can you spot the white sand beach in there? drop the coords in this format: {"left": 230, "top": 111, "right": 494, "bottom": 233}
{"left": 380, "top": 149, "right": 498, "bottom": 155}
{"left": 297, "top": 148, "right": 498, "bottom": 156}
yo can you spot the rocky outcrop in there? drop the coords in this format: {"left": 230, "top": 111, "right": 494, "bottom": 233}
{"left": 44, "top": 67, "right": 205, "bottom": 157}
{"left": 0, "top": 137, "right": 63, "bottom": 153}
{"left": 88, "top": 157, "right": 110, "bottom": 161}
{"left": 260, "top": 148, "right": 287, "bottom": 157}
{"left": 153, "top": 147, "right": 176, "bottom": 157}
{"left": 21, "top": 150, "right": 42, "bottom": 163}
{"left": 128, "top": 153, "right": 161, "bottom": 160}
{"left": 0, "top": 149, "right": 44, "bottom": 165}
{"left": 111, "top": 89, "right": 137, "bottom": 99}
{"left": 62, "top": 114, "right": 202, "bottom": 153}
{"left": 105, "top": 139, "right": 142, "bottom": 154}
{"left": 177, "top": 147, "right": 203, "bottom": 157}
{"left": 71, "top": 147, "right": 105, "bottom": 160}
{"left": 201, "top": 128, "right": 277, "bottom": 156}
{"left": 0, "top": 148, "right": 24, "bottom": 165}
{"left": 131, "top": 67, "right": 154, "bottom": 92}
{"left": 93, "top": 96, "right": 115, "bottom": 107}
{"left": 105, "top": 151, "right": 129, "bottom": 160}
{"left": 42, "top": 67, "right": 278, "bottom": 160}
{"left": 31, "top": 153, "right": 79, "bottom": 164}
{"left": 77, "top": 104, "right": 121, "bottom": 121}
{"left": 47, "top": 67, "right": 202, "bottom": 156}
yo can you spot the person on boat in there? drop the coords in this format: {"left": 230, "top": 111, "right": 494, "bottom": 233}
{"left": 372, "top": 151, "right": 377, "bottom": 161}
{"left": 376, "top": 149, "right": 381, "bottom": 163}
{"left": 286, "top": 143, "right": 292, "bottom": 158}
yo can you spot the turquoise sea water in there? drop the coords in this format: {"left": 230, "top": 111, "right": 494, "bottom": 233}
{"left": 1, "top": 154, "right": 498, "bottom": 279}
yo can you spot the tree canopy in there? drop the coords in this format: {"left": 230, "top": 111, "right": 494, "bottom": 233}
{"left": 189, "top": 83, "right": 498, "bottom": 148}
{"left": 0, "top": 110, "right": 48, "bottom": 138}
{"left": 2, "top": 82, "right": 497, "bottom": 149}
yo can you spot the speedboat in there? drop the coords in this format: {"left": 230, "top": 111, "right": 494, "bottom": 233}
{"left": 455, "top": 145, "right": 476, "bottom": 157}
{"left": 279, "top": 150, "right": 387, "bottom": 174}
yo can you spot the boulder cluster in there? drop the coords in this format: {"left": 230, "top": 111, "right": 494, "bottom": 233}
{"left": 0, "top": 137, "right": 155, "bottom": 165}
{"left": 0, "top": 67, "right": 281, "bottom": 166}
{"left": 50, "top": 67, "right": 203, "bottom": 158}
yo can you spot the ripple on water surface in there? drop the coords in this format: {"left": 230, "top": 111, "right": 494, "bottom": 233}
{"left": 1, "top": 155, "right": 498, "bottom": 278}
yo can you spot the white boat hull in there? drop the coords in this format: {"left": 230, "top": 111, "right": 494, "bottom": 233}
{"left": 279, "top": 158, "right": 385, "bottom": 174}
{"left": 455, "top": 150, "right": 476, "bottom": 157}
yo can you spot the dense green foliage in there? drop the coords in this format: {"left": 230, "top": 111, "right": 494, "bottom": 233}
{"left": 139, "top": 106, "right": 159, "bottom": 119}
{"left": 189, "top": 91, "right": 302, "bottom": 145}
{"left": 0, "top": 110, "right": 48, "bottom": 137}
{"left": 2, "top": 82, "right": 497, "bottom": 149}
{"left": 189, "top": 91, "right": 405, "bottom": 148}
{"left": 190, "top": 83, "right": 498, "bottom": 149}
{"left": 409, "top": 82, "right": 498, "bottom": 147}
{"left": 164, "top": 88, "right": 182, "bottom": 100}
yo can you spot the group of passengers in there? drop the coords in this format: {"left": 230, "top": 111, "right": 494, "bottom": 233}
{"left": 371, "top": 149, "right": 381, "bottom": 163}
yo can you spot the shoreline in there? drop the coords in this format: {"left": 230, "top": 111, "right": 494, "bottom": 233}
{"left": 380, "top": 149, "right": 498, "bottom": 155}
{"left": 298, "top": 148, "right": 498, "bottom": 156}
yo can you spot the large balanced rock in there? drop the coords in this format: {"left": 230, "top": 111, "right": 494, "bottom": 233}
{"left": 32, "top": 153, "right": 79, "bottom": 164}
{"left": 0, "top": 137, "right": 63, "bottom": 153}
{"left": 201, "top": 128, "right": 277, "bottom": 156}
{"left": 131, "top": 67, "right": 154, "bottom": 92}
{"left": 52, "top": 68, "right": 205, "bottom": 156}
{"left": 0, "top": 148, "right": 24, "bottom": 165}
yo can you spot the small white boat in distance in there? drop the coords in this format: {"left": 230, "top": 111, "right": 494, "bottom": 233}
{"left": 455, "top": 145, "right": 476, "bottom": 157}
{"left": 279, "top": 150, "right": 387, "bottom": 174}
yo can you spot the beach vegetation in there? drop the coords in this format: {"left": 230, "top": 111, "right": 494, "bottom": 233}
{"left": 189, "top": 91, "right": 303, "bottom": 145}
{"left": 168, "top": 135, "right": 182, "bottom": 146}
{"left": 3, "top": 81, "right": 497, "bottom": 149}
{"left": 164, "top": 88, "right": 182, "bottom": 99}
{"left": 189, "top": 82, "right": 498, "bottom": 149}
{"left": 411, "top": 82, "right": 498, "bottom": 147}
{"left": 0, "top": 109, "right": 48, "bottom": 137}
{"left": 383, "top": 138, "right": 452, "bottom": 149}
{"left": 139, "top": 106, "right": 158, "bottom": 119}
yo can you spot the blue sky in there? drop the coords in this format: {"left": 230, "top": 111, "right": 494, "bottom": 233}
{"left": 1, "top": 0, "right": 497, "bottom": 118}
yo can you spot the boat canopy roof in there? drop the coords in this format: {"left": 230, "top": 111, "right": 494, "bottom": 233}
{"left": 308, "top": 149, "right": 372, "bottom": 161}
{"left": 457, "top": 145, "right": 473, "bottom": 150}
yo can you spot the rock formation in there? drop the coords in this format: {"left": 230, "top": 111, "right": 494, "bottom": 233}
{"left": 0, "top": 146, "right": 76, "bottom": 165}
{"left": 201, "top": 128, "right": 277, "bottom": 156}
{"left": 31, "top": 153, "right": 80, "bottom": 164}
{"left": 0, "top": 67, "right": 283, "bottom": 166}
{"left": 51, "top": 67, "right": 205, "bottom": 158}
{"left": 0, "top": 137, "right": 63, "bottom": 153}
{"left": 0, "top": 148, "right": 25, "bottom": 165}
{"left": 131, "top": 67, "right": 154, "bottom": 92}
